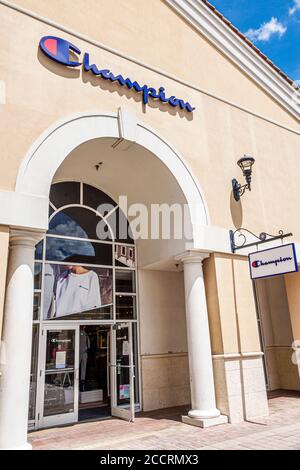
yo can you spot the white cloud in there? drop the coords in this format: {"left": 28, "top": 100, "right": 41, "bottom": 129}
{"left": 245, "top": 17, "right": 287, "bottom": 43}
{"left": 289, "top": 0, "right": 300, "bottom": 16}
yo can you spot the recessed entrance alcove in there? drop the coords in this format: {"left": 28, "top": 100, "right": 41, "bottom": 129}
{"left": 19, "top": 113, "right": 209, "bottom": 429}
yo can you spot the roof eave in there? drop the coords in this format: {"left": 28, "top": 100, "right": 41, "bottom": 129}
{"left": 165, "top": 0, "right": 300, "bottom": 121}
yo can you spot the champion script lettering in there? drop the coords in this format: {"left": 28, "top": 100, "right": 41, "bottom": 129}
{"left": 39, "top": 36, "right": 196, "bottom": 113}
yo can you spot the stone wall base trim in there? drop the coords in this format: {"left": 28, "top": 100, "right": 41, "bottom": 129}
{"left": 141, "top": 354, "right": 190, "bottom": 412}
{"left": 213, "top": 356, "right": 269, "bottom": 424}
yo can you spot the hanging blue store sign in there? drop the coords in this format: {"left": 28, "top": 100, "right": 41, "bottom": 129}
{"left": 39, "top": 36, "right": 195, "bottom": 113}
{"left": 249, "top": 243, "right": 298, "bottom": 280}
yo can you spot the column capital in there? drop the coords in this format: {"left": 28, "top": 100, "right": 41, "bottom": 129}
{"left": 175, "top": 250, "right": 210, "bottom": 265}
{"left": 9, "top": 229, "right": 45, "bottom": 248}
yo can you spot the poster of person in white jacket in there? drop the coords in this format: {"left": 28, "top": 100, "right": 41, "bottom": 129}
{"left": 44, "top": 260, "right": 112, "bottom": 319}
{"left": 55, "top": 265, "right": 101, "bottom": 318}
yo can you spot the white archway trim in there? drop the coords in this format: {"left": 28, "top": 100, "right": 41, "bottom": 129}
{"left": 12, "top": 112, "right": 209, "bottom": 245}
{"left": 16, "top": 113, "right": 119, "bottom": 197}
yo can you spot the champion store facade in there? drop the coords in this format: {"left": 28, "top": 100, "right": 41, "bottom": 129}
{"left": 0, "top": 0, "right": 300, "bottom": 450}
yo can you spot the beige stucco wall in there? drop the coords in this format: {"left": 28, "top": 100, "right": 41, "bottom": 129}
{"left": 138, "top": 269, "right": 187, "bottom": 356}
{"left": 141, "top": 354, "right": 190, "bottom": 411}
{"left": 138, "top": 269, "right": 189, "bottom": 410}
{"left": 0, "top": 226, "right": 9, "bottom": 340}
{"left": 9, "top": 0, "right": 300, "bottom": 128}
{"left": 1, "top": 1, "right": 300, "bottom": 241}
{"left": 204, "top": 254, "right": 261, "bottom": 355}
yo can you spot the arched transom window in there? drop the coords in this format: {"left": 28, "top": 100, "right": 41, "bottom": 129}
{"left": 33, "top": 182, "right": 136, "bottom": 322}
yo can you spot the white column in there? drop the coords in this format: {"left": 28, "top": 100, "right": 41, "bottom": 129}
{"left": 179, "top": 251, "right": 227, "bottom": 427}
{"left": 0, "top": 230, "right": 42, "bottom": 449}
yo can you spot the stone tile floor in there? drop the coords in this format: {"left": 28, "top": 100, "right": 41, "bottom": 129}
{"left": 29, "top": 391, "right": 300, "bottom": 450}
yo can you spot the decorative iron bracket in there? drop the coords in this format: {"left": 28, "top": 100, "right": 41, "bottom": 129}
{"left": 232, "top": 178, "right": 249, "bottom": 202}
{"left": 230, "top": 228, "right": 293, "bottom": 253}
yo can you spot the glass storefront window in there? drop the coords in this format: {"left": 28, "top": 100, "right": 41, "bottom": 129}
{"left": 35, "top": 240, "right": 43, "bottom": 260}
{"left": 31, "top": 182, "right": 139, "bottom": 425}
{"left": 33, "top": 293, "right": 41, "bottom": 321}
{"left": 34, "top": 263, "right": 42, "bottom": 290}
{"left": 115, "top": 270, "right": 136, "bottom": 293}
{"left": 106, "top": 209, "right": 134, "bottom": 245}
{"left": 115, "top": 244, "right": 135, "bottom": 268}
{"left": 116, "top": 295, "right": 136, "bottom": 319}
{"left": 45, "top": 237, "right": 112, "bottom": 265}
{"left": 50, "top": 181, "right": 80, "bottom": 208}
{"left": 34, "top": 184, "right": 138, "bottom": 323}
{"left": 83, "top": 183, "right": 116, "bottom": 213}
{"left": 49, "top": 207, "right": 107, "bottom": 240}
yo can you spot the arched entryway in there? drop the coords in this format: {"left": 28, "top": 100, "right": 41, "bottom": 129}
{"left": 0, "top": 111, "right": 224, "bottom": 450}
{"left": 15, "top": 110, "right": 209, "bottom": 243}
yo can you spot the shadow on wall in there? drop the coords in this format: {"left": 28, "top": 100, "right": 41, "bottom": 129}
{"left": 81, "top": 68, "right": 194, "bottom": 121}
{"left": 37, "top": 48, "right": 193, "bottom": 121}
{"left": 230, "top": 190, "right": 243, "bottom": 229}
{"left": 38, "top": 49, "right": 80, "bottom": 79}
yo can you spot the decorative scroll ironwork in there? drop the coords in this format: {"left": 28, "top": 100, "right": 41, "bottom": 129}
{"left": 230, "top": 228, "right": 293, "bottom": 253}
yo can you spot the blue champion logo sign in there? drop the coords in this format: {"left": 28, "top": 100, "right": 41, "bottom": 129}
{"left": 39, "top": 35, "right": 195, "bottom": 113}
{"left": 39, "top": 36, "right": 81, "bottom": 67}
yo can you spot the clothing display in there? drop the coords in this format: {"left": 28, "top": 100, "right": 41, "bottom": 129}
{"left": 79, "top": 330, "right": 91, "bottom": 381}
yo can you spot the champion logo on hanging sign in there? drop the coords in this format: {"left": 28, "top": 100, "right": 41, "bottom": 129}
{"left": 252, "top": 257, "right": 292, "bottom": 268}
{"left": 39, "top": 36, "right": 195, "bottom": 113}
{"left": 248, "top": 243, "right": 298, "bottom": 280}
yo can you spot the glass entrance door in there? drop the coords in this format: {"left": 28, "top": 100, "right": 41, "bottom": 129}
{"left": 78, "top": 325, "right": 111, "bottom": 421}
{"left": 110, "top": 323, "right": 135, "bottom": 422}
{"left": 37, "top": 325, "right": 79, "bottom": 428}
{"left": 35, "top": 323, "right": 135, "bottom": 428}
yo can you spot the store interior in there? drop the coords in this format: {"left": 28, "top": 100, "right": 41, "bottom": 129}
{"left": 78, "top": 325, "right": 111, "bottom": 421}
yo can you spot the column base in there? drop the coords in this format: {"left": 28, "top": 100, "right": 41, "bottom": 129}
{"left": 182, "top": 414, "right": 228, "bottom": 428}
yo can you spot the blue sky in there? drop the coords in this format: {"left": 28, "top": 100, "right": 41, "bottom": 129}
{"left": 210, "top": 0, "right": 300, "bottom": 83}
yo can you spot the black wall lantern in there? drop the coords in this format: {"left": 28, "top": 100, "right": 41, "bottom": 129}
{"left": 232, "top": 155, "right": 255, "bottom": 202}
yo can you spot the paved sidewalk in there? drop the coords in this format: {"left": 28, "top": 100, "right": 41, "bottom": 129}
{"left": 29, "top": 391, "right": 300, "bottom": 450}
